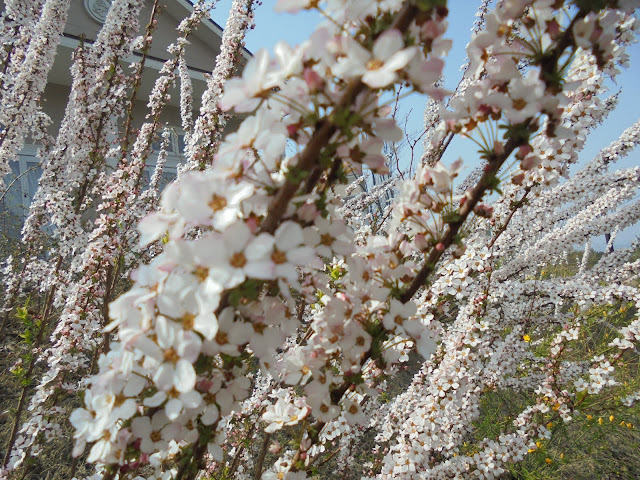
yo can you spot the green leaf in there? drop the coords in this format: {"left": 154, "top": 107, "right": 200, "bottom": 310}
{"left": 229, "top": 279, "right": 262, "bottom": 307}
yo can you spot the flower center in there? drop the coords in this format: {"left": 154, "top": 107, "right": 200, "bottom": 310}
{"left": 150, "top": 431, "right": 162, "bottom": 442}
{"left": 216, "top": 331, "right": 228, "bottom": 345}
{"left": 320, "top": 233, "right": 334, "bottom": 246}
{"left": 193, "top": 266, "right": 209, "bottom": 281}
{"left": 512, "top": 98, "right": 527, "bottom": 111}
{"left": 366, "top": 59, "right": 385, "bottom": 71}
{"left": 114, "top": 394, "right": 127, "bottom": 407}
{"left": 182, "top": 313, "right": 195, "bottom": 330}
{"left": 209, "top": 194, "right": 227, "bottom": 212}
{"left": 230, "top": 252, "right": 247, "bottom": 268}
{"left": 164, "top": 347, "right": 179, "bottom": 363}
{"left": 271, "top": 249, "right": 287, "bottom": 264}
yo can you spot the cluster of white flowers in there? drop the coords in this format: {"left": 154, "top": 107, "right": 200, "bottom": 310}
{"left": 0, "top": 0, "right": 67, "bottom": 184}
{"left": 1, "top": 1, "right": 639, "bottom": 480}
{"left": 1, "top": 0, "right": 251, "bottom": 476}
{"left": 182, "top": 0, "right": 258, "bottom": 173}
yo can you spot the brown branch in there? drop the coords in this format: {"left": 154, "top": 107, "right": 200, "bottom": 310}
{"left": 399, "top": 130, "right": 527, "bottom": 303}
{"left": 120, "top": 0, "right": 161, "bottom": 156}
{"left": 259, "top": 2, "right": 419, "bottom": 235}
{"left": 254, "top": 433, "right": 271, "bottom": 480}
{"left": 3, "top": 256, "right": 62, "bottom": 466}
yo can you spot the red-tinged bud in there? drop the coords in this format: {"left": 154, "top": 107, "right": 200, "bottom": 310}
{"left": 300, "top": 452, "right": 308, "bottom": 460}
{"left": 474, "top": 204, "right": 494, "bottom": 218}
{"left": 297, "top": 202, "right": 318, "bottom": 222}
{"left": 515, "top": 144, "right": 532, "bottom": 160}
{"left": 196, "top": 378, "right": 214, "bottom": 392}
{"left": 512, "top": 172, "right": 525, "bottom": 185}
{"left": 414, "top": 233, "right": 429, "bottom": 251}
{"left": 246, "top": 214, "right": 260, "bottom": 233}
{"left": 436, "top": 242, "right": 445, "bottom": 252}
{"left": 521, "top": 155, "right": 541, "bottom": 170}
{"left": 287, "top": 123, "right": 300, "bottom": 137}
{"left": 477, "top": 104, "right": 492, "bottom": 121}
{"left": 546, "top": 19, "right": 561, "bottom": 40}
{"left": 269, "top": 441, "right": 282, "bottom": 454}
{"left": 493, "top": 140, "right": 504, "bottom": 156}
{"left": 304, "top": 67, "right": 324, "bottom": 92}
{"left": 459, "top": 196, "right": 467, "bottom": 207}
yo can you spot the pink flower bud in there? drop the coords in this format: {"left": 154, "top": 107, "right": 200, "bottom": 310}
{"left": 304, "top": 67, "right": 324, "bottom": 92}
{"left": 197, "top": 378, "right": 214, "bottom": 392}
{"left": 436, "top": 242, "right": 445, "bottom": 252}
{"left": 414, "top": 233, "right": 429, "bottom": 251}
{"left": 297, "top": 202, "right": 319, "bottom": 222}
{"left": 287, "top": 123, "right": 300, "bottom": 137}
{"left": 473, "top": 204, "right": 494, "bottom": 218}
{"left": 520, "top": 155, "right": 541, "bottom": 170}
{"left": 246, "top": 215, "right": 259, "bottom": 233}
{"left": 546, "top": 19, "right": 561, "bottom": 40}
{"left": 269, "top": 441, "right": 282, "bottom": 454}
{"left": 590, "top": 25, "right": 603, "bottom": 43}
{"left": 515, "top": 144, "right": 533, "bottom": 160}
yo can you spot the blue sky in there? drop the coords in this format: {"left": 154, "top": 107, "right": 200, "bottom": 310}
{"left": 211, "top": 1, "right": 640, "bottom": 249}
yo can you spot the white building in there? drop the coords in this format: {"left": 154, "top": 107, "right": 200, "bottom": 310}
{"left": 0, "top": 0, "right": 248, "bottom": 233}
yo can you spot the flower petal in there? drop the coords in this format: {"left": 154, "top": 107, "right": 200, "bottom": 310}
{"left": 373, "top": 29, "right": 403, "bottom": 60}
{"left": 174, "top": 359, "right": 196, "bottom": 393}
{"left": 180, "top": 390, "right": 202, "bottom": 409}
{"left": 194, "top": 312, "right": 218, "bottom": 341}
{"left": 165, "top": 398, "right": 183, "bottom": 421}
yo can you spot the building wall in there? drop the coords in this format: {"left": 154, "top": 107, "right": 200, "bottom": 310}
{"left": 66, "top": 0, "right": 223, "bottom": 73}
{"left": 1, "top": 0, "right": 245, "bottom": 234}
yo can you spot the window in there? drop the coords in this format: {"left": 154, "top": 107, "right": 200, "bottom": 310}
{"left": 1, "top": 128, "right": 188, "bottom": 237}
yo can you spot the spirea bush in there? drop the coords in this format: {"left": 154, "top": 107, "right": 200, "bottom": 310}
{"left": 0, "top": 0, "right": 639, "bottom": 479}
